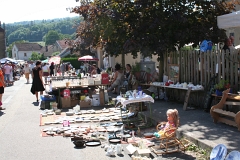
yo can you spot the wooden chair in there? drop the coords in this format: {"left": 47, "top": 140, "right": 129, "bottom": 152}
{"left": 210, "top": 89, "right": 240, "bottom": 131}
{"left": 151, "top": 122, "right": 185, "bottom": 155}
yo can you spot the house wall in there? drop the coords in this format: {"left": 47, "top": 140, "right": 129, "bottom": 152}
{"left": 12, "top": 45, "right": 18, "bottom": 59}
{"left": 0, "top": 30, "right": 6, "bottom": 58}
{"left": 17, "top": 51, "right": 36, "bottom": 60}
{"left": 111, "top": 52, "right": 159, "bottom": 69}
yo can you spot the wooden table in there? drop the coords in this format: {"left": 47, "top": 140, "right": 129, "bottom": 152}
{"left": 116, "top": 95, "right": 154, "bottom": 128}
{"left": 47, "top": 82, "right": 110, "bottom": 108}
{"left": 140, "top": 83, "right": 204, "bottom": 110}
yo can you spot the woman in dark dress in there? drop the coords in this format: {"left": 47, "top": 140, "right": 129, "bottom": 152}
{"left": 31, "top": 61, "right": 45, "bottom": 102}
{"left": 49, "top": 62, "right": 55, "bottom": 76}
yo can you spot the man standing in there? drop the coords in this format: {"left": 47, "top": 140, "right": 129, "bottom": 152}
{"left": 3, "top": 62, "right": 12, "bottom": 86}
{"left": 60, "top": 62, "right": 66, "bottom": 77}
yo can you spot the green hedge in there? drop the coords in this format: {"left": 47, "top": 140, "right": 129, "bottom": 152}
{"left": 61, "top": 57, "right": 80, "bottom": 69}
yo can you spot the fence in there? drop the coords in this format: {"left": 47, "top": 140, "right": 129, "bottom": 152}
{"left": 164, "top": 49, "right": 240, "bottom": 92}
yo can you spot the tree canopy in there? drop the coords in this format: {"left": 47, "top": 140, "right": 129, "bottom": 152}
{"left": 71, "top": 0, "right": 240, "bottom": 59}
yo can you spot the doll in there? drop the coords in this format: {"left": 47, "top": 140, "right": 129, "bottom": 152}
{"left": 154, "top": 109, "right": 179, "bottom": 138}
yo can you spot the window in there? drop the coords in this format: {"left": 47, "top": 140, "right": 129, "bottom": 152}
{"left": 24, "top": 53, "right": 27, "bottom": 57}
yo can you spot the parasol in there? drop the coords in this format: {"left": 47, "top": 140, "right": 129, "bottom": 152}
{"left": 48, "top": 56, "right": 61, "bottom": 64}
{"left": 78, "top": 55, "right": 99, "bottom": 61}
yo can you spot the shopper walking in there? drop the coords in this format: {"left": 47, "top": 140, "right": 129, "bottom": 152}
{"left": 49, "top": 62, "right": 55, "bottom": 76}
{"left": 60, "top": 62, "right": 66, "bottom": 77}
{"left": 30, "top": 61, "right": 45, "bottom": 102}
{"left": 0, "top": 66, "right": 5, "bottom": 110}
{"left": 23, "top": 63, "right": 31, "bottom": 84}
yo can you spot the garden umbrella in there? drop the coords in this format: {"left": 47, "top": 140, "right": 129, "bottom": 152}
{"left": 48, "top": 56, "right": 61, "bottom": 64}
{"left": 78, "top": 55, "right": 99, "bottom": 61}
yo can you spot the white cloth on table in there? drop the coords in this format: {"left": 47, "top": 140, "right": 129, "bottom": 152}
{"left": 116, "top": 95, "right": 154, "bottom": 108}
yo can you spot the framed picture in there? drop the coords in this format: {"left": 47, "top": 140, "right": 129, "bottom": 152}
{"left": 168, "top": 64, "right": 179, "bottom": 83}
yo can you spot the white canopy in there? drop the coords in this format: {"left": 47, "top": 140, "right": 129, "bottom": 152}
{"left": 217, "top": 11, "right": 240, "bottom": 29}
{"left": 0, "top": 58, "right": 18, "bottom": 64}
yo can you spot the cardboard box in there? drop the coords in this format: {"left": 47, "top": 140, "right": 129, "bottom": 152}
{"left": 80, "top": 100, "right": 91, "bottom": 108}
{"left": 94, "top": 80, "right": 101, "bottom": 85}
{"left": 71, "top": 100, "right": 79, "bottom": 107}
{"left": 61, "top": 97, "right": 71, "bottom": 108}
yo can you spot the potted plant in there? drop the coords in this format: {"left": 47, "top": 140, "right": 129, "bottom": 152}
{"left": 214, "top": 80, "right": 231, "bottom": 96}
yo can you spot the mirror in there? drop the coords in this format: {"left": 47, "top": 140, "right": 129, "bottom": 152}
{"left": 168, "top": 64, "right": 179, "bottom": 83}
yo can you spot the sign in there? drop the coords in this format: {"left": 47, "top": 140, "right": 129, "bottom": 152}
{"left": 101, "top": 73, "right": 109, "bottom": 84}
{"left": 63, "top": 89, "right": 70, "bottom": 98}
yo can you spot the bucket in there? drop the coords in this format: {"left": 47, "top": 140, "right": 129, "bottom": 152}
{"left": 92, "top": 94, "right": 100, "bottom": 106}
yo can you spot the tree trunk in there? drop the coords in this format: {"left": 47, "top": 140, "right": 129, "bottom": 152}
{"left": 159, "top": 55, "right": 164, "bottom": 82}
{"left": 121, "top": 51, "right": 125, "bottom": 69}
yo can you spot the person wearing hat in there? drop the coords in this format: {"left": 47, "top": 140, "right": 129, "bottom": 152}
{"left": 23, "top": 63, "right": 31, "bottom": 83}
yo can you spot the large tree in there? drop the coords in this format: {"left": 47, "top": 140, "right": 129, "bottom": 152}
{"left": 71, "top": 0, "right": 240, "bottom": 77}
{"left": 45, "top": 30, "right": 60, "bottom": 45}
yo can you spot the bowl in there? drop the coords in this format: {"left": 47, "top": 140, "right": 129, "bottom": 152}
{"left": 66, "top": 112, "right": 74, "bottom": 116}
{"left": 73, "top": 140, "right": 85, "bottom": 148}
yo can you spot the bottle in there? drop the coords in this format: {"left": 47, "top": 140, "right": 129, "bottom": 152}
{"left": 132, "top": 130, "right": 135, "bottom": 141}
{"left": 137, "top": 127, "right": 141, "bottom": 137}
{"left": 49, "top": 80, "right": 52, "bottom": 92}
{"left": 77, "top": 70, "right": 81, "bottom": 79}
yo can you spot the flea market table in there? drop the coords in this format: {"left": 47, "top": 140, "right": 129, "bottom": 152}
{"left": 116, "top": 95, "right": 154, "bottom": 129}
{"left": 140, "top": 83, "right": 204, "bottom": 110}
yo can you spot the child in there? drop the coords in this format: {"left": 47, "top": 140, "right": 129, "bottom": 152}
{"left": 154, "top": 109, "right": 179, "bottom": 138}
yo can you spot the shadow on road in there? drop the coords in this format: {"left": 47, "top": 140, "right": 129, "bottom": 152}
{"left": 32, "top": 102, "right": 39, "bottom": 106}
{"left": 0, "top": 111, "right": 5, "bottom": 117}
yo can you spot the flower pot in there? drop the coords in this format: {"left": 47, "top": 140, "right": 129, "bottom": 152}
{"left": 216, "top": 90, "right": 223, "bottom": 96}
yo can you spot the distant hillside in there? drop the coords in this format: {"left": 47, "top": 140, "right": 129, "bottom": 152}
{"left": 5, "top": 16, "right": 83, "bottom": 45}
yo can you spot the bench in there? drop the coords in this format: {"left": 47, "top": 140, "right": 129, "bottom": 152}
{"left": 210, "top": 89, "right": 240, "bottom": 131}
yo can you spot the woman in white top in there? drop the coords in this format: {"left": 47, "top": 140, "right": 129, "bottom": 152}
{"left": 23, "top": 63, "right": 31, "bottom": 83}
{"left": 42, "top": 63, "right": 49, "bottom": 77}
{"left": 107, "top": 63, "right": 124, "bottom": 93}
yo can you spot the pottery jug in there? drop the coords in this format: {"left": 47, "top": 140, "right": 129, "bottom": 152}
{"left": 133, "top": 90, "right": 137, "bottom": 98}
{"left": 183, "top": 82, "right": 187, "bottom": 88}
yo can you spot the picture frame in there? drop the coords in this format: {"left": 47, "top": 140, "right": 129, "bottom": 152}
{"left": 168, "top": 64, "right": 179, "bottom": 83}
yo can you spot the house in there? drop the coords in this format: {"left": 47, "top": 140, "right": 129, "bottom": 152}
{"left": 12, "top": 43, "right": 43, "bottom": 60}
{"left": 0, "top": 23, "right": 6, "bottom": 59}
{"left": 41, "top": 40, "right": 70, "bottom": 58}
{"left": 40, "top": 45, "right": 56, "bottom": 57}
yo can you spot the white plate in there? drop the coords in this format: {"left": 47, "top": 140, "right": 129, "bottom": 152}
{"left": 43, "top": 128, "right": 49, "bottom": 132}
{"left": 225, "top": 151, "right": 240, "bottom": 160}
{"left": 75, "top": 119, "right": 83, "bottom": 123}
{"left": 210, "top": 144, "right": 227, "bottom": 160}
{"left": 70, "top": 125, "right": 79, "bottom": 128}
{"left": 46, "top": 131, "right": 54, "bottom": 135}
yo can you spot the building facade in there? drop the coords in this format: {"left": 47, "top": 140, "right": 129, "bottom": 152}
{"left": 12, "top": 43, "right": 42, "bottom": 60}
{"left": 0, "top": 26, "right": 6, "bottom": 59}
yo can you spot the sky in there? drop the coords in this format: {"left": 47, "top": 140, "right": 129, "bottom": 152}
{"left": 0, "top": 0, "right": 80, "bottom": 24}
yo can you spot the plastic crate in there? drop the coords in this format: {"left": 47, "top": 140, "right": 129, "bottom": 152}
{"left": 40, "top": 95, "right": 56, "bottom": 101}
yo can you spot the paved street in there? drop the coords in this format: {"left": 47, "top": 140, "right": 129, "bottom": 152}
{"left": 0, "top": 76, "right": 239, "bottom": 160}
